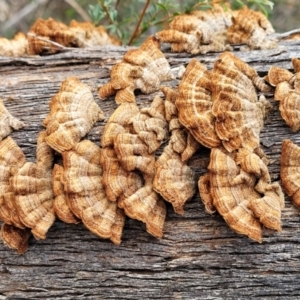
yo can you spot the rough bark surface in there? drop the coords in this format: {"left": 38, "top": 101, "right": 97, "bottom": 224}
{"left": 1, "top": 38, "right": 300, "bottom": 299}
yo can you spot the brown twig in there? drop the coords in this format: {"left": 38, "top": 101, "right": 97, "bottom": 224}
{"left": 98, "top": 0, "right": 116, "bottom": 25}
{"left": 128, "top": 0, "right": 151, "bottom": 45}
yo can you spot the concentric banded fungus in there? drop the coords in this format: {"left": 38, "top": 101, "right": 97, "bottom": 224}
{"left": 176, "top": 58, "right": 221, "bottom": 148}
{"left": 52, "top": 164, "right": 79, "bottom": 224}
{"left": 266, "top": 59, "right": 300, "bottom": 132}
{"left": 153, "top": 87, "right": 196, "bottom": 215}
{"left": 101, "top": 147, "right": 143, "bottom": 206}
{"left": 0, "top": 224, "right": 31, "bottom": 254}
{"left": 68, "top": 20, "right": 121, "bottom": 47}
{"left": 0, "top": 32, "right": 28, "bottom": 57}
{"left": 200, "top": 147, "right": 263, "bottom": 242}
{"left": 98, "top": 36, "right": 174, "bottom": 104}
{"left": 122, "top": 185, "right": 166, "bottom": 238}
{"left": 154, "top": 146, "right": 195, "bottom": 215}
{"left": 130, "top": 95, "right": 167, "bottom": 153}
{"left": 0, "top": 137, "right": 26, "bottom": 228}
{"left": 27, "top": 18, "right": 72, "bottom": 54}
{"left": 162, "top": 86, "right": 200, "bottom": 162}
{"left": 156, "top": 4, "right": 232, "bottom": 54}
{"left": 227, "top": 6, "right": 277, "bottom": 50}
{"left": 101, "top": 103, "right": 140, "bottom": 147}
{"left": 237, "top": 148, "right": 284, "bottom": 232}
{"left": 11, "top": 131, "right": 55, "bottom": 240}
{"left": 114, "top": 133, "right": 155, "bottom": 176}
{"left": 211, "top": 52, "right": 271, "bottom": 152}
{"left": 43, "top": 77, "right": 104, "bottom": 153}
{"left": 199, "top": 146, "right": 284, "bottom": 241}
{"left": 101, "top": 97, "right": 167, "bottom": 238}
{"left": 27, "top": 18, "right": 120, "bottom": 55}
{"left": 62, "top": 140, "right": 125, "bottom": 244}
{"left": 113, "top": 130, "right": 167, "bottom": 238}
{"left": 281, "top": 139, "right": 300, "bottom": 207}
{"left": 0, "top": 98, "right": 25, "bottom": 141}
{"left": 112, "top": 102, "right": 167, "bottom": 237}
{"left": 101, "top": 103, "right": 142, "bottom": 206}
{"left": 249, "top": 181, "right": 284, "bottom": 232}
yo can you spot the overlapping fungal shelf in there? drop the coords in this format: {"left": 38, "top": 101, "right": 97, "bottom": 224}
{"left": 0, "top": 18, "right": 120, "bottom": 56}
{"left": 2, "top": 4, "right": 300, "bottom": 254}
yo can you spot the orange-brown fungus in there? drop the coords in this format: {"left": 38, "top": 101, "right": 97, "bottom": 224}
{"left": 211, "top": 52, "right": 271, "bottom": 152}
{"left": 200, "top": 148, "right": 261, "bottom": 242}
{"left": 130, "top": 95, "right": 167, "bottom": 153}
{"left": 52, "top": 164, "right": 79, "bottom": 224}
{"left": 227, "top": 6, "right": 277, "bottom": 50}
{"left": 62, "top": 140, "right": 125, "bottom": 244}
{"left": 101, "top": 103, "right": 142, "bottom": 205}
{"left": 281, "top": 139, "right": 300, "bottom": 207}
{"left": 98, "top": 36, "right": 174, "bottom": 104}
{"left": 199, "top": 147, "right": 284, "bottom": 242}
{"left": 43, "top": 77, "right": 104, "bottom": 153}
{"left": 176, "top": 58, "right": 221, "bottom": 148}
{"left": 11, "top": 131, "right": 55, "bottom": 240}
{"left": 156, "top": 4, "right": 232, "bottom": 54}
{"left": 0, "top": 32, "right": 28, "bottom": 57}
{"left": 101, "top": 97, "right": 167, "bottom": 238}
{"left": 236, "top": 148, "right": 284, "bottom": 232}
{"left": 27, "top": 18, "right": 120, "bottom": 55}
{"left": 0, "top": 137, "right": 26, "bottom": 229}
{"left": 153, "top": 86, "right": 196, "bottom": 215}
{"left": 0, "top": 224, "right": 31, "bottom": 254}
{"left": 0, "top": 98, "right": 25, "bottom": 141}
{"left": 100, "top": 146, "right": 143, "bottom": 206}
{"left": 121, "top": 185, "right": 166, "bottom": 238}
{"left": 266, "top": 59, "right": 300, "bottom": 132}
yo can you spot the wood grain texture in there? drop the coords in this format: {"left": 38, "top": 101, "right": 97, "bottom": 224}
{"left": 1, "top": 39, "right": 300, "bottom": 299}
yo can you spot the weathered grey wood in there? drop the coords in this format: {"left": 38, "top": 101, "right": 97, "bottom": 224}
{"left": 1, "top": 38, "right": 300, "bottom": 300}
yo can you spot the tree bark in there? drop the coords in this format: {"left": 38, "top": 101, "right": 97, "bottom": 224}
{"left": 1, "top": 37, "right": 300, "bottom": 299}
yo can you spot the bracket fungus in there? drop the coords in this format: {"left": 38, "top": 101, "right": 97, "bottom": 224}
{"left": 0, "top": 132, "right": 55, "bottom": 252}
{"left": 101, "top": 146, "right": 143, "bottom": 206}
{"left": 199, "top": 147, "right": 284, "bottom": 242}
{"left": 0, "top": 105, "right": 27, "bottom": 253}
{"left": 0, "top": 98, "right": 25, "bottom": 141}
{"left": 0, "top": 137, "right": 26, "bottom": 229}
{"left": 176, "top": 58, "right": 221, "bottom": 149}
{"left": 227, "top": 6, "right": 277, "bottom": 50}
{"left": 101, "top": 97, "right": 167, "bottom": 238}
{"left": 281, "top": 139, "right": 300, "bottom": 207}
{"left": 0, "top": 224, "right": 31, "bottom": 254}
{"left": 0, "top": 32, "right": 28, "bottom": 57}
{"left": 61, "top": 140, "right": 125, "bottom": 244}
{"left": 130, "top": 95, "right": 167, "bottom": 153}
{"left": 11, "top": 131, "right": 55, "bottom": 240}
{"left": 101, "top": 103, "right": 142, "bottom": 205}
{"left": 210, "top": 52, "right": 271, "bottom": 153}
{"left": 98, "top": 36, "right": 174, "bottom": 104}
{"left": 153, "top": 87, "right": 197, "bottom": 215}
{"left": 113, "top": 128, "right": 167, "bottom": 238}
{"left": 266, "top": 58, "right": 300, "bottom": 132}
{"left": 43, "top": 77, "right": 104, "bottom": 153}
{"left": 52, "top": 164, "right": 79, "bottom": 225}
{"left": 156, "top": 4, "right": 232, "bottom": 54}
{"left": 199, "top": 148, "right": 263, "bottom": 242}
{"left": 27, "top": 18, "right": 120, "bottom": 55}
{"left": 0, "top": 17, "right": 120, "bottom": 57}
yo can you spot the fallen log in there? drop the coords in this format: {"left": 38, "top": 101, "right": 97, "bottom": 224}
{"left": 1, "top": 35, "right": 300, "bottom": 299}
